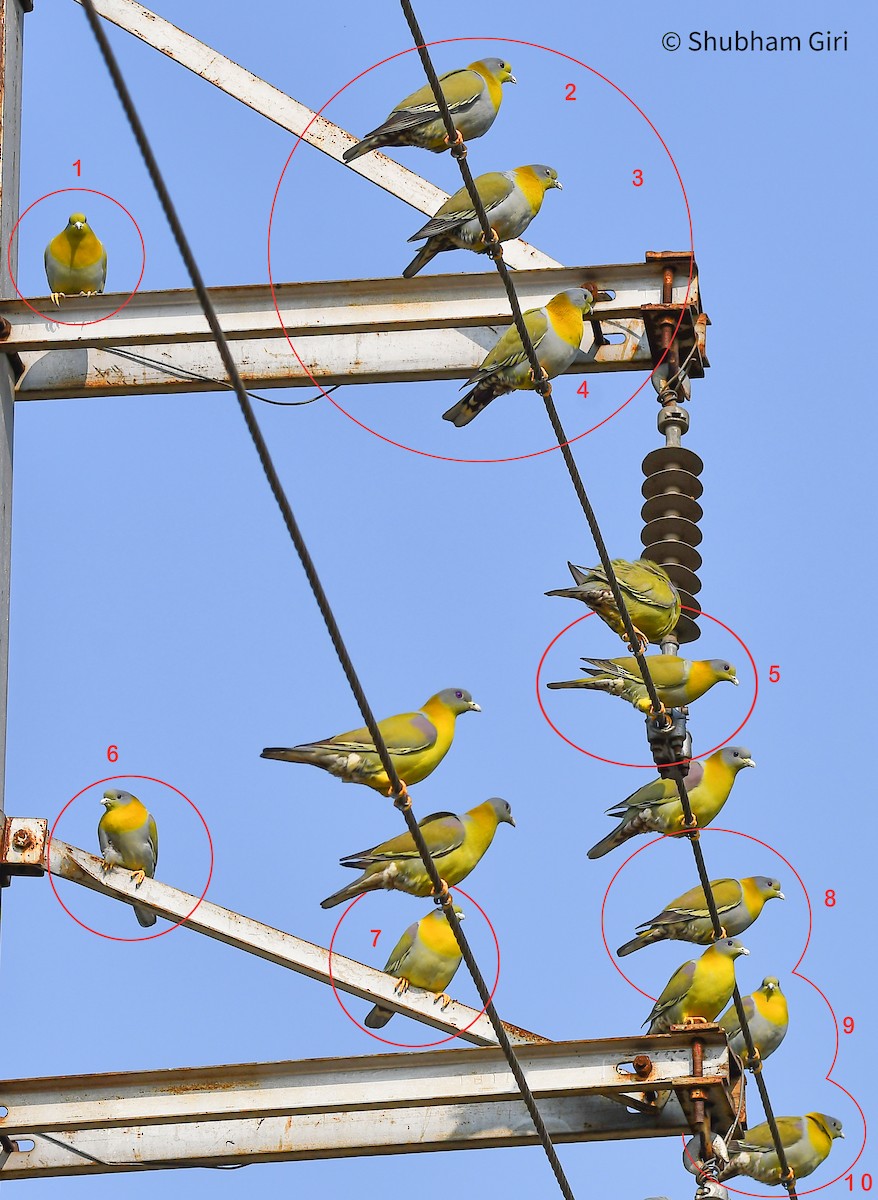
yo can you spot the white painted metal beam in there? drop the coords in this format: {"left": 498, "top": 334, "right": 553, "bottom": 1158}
{"left": 72, "top": 0, "right": 557, "bottom": 270}
{"left": 0, "top": 1031, "right": 740, "bottom": 1177}
{"left": 3, "top": 260, "right": 701, "bottom": 398}
{"left": 46, "top": 838, "right": 544, "bottom": 1048}
{"left": 3, "top": 261, "right": 697, "bottom": 351}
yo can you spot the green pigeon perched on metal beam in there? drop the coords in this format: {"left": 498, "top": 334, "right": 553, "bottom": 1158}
{"left": 44, "top": 212, "right": 107, "bottom": 306}
{"left": 644, "top": 939, "right": 749, "bottom": 1033}
{"left": 98, "top": 789, "right": 158, "bottom": 928}
{"left": 365, "top": 906, "right": 464, "bottom": 1028}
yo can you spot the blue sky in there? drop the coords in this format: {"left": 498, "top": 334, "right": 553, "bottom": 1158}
{"left": 2, "top": 1, "right": 873, "bottom": 1197}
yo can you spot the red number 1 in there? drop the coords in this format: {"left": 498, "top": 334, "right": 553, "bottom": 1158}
{"left": 73, "top": 160, "right": 81, "bottom": 177}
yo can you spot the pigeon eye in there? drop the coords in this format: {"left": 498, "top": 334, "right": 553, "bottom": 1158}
{"left": 455, "top": 690, "right": 463, "bottom": 698}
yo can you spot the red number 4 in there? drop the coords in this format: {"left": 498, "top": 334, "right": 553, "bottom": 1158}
{"left": 577, "top": 380, "right": 589, "bottom": 398}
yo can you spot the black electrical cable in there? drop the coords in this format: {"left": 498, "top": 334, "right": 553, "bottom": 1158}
{"left": 104, "top": 345, "right": 333, "bottom": 406}
{"left": 79, "top": 4, "right": 567, "bottom": 1186}
{"left": 397, "top": 8, "right": 799, "bottom": 1196}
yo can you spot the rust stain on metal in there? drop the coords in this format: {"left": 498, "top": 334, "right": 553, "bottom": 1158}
{"left": 632, "top": 1054, "right": 653, "bottom": 1079}
{"left": 500, "top": 1021, "right": 550, "bottom": 1044}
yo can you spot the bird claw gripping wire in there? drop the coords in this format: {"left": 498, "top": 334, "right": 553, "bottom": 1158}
{"left": 645, "top": 705, "right": 691, "bottom": 777}
{"left": 392, "top": 785, "right": 413, "bottom": 813}
{"left": 444, "top": 128, "right": 467, "bottom": 159}
{"left": 431, "top": 879, "right": 453, "bottom": 908}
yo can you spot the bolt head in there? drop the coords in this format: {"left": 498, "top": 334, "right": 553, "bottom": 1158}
{"left": 12, "top": 828, "right": 33, "bottom": 850}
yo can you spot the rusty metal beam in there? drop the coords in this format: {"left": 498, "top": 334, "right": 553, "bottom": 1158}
{"left": 0, "top": 1030, "right": 740, "bottom": 1177}
{"left": 2, "top": 260, "right": 702, "bottom": 399}
{"left": 40, "top": 835, "right": 544, "bottom": 1048}
{"left": 72, "top": 0, "right": 557, "bottom": 270}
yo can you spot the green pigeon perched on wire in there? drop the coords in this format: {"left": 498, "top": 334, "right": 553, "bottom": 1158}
{"left": 98, "top": 789, "right": 159, "bottom": 928}
{"left": 442, "top": 286, "right": 597, "bottom": 427}
{"left": 547, "top": 655, "right": 738, "bottom": 713}
{"left": 44, "top": 212, "right": 107, "bottom": 306}
{"left": 365, "top": 906, "right": 464, "bottom": 1028}
{"left": 343, "top": 58, "right": 516, "bottom": 162}
{"left": 684, "top": 1114, "right": 844, "bottom": 1185}
{"left": 617, "top": 876, "right": 783, "bottom": 956}
{"left": 546, "top": 558, "right": 681, "bottom": 652}
{"left": 403, "top": 165, "right": 562, "bottom": 278}
{"left": 320, "top": 797, "right": 514, "bottom": 909}
{"left": 719, "top": 977, "right": 789, "bottom": 1065}
{"left": 587, "top": 747, "right": 756, "bottom": 859}
{"left": 644, "top": 938, "right": 749, "bottom": 1034}
{"left": 261, "top": 688, "right": 480, "bottom": 795}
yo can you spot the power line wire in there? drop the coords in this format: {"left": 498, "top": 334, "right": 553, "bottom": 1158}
{"left": 78, "top": 3, "right": 567, "bottom": 1190}
{"left": 103, "top": 345, "right": 332, "bottom": 406}
{"left": 396, "top": 9, "right": 799, "bottom": 1197}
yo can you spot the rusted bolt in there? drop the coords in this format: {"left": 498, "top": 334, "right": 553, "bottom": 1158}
{"left": 0, "top": 317, "right": 11, "bottom": 342}
{"left": 12, "top": 828, "right": 34, "bottom": 851}
{"left": 632, "top": 1054, "right": 652, "bottom": 1079}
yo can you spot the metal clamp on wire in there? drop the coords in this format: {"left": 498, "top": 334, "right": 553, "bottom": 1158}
{"left": 696, "top": 1183, "right": 730, "bottom": 1200}
{"left": 645, "top": 705, "right": 691, "bottom": 777}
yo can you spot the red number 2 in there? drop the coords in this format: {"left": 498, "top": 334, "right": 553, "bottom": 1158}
{"left": 565, "top": 83, "right": 576, "bottom": 101}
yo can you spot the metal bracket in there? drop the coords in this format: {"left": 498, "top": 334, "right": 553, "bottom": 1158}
{"left": 0, "top": 817, "right": 48, "bottom": 880}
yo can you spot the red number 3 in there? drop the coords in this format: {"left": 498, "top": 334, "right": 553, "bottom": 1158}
{"left": 632, "top": 169, "right": 643, "bottom": 186}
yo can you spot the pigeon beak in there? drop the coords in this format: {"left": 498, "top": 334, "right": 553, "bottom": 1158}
{"left": 777, "top": 892, "right": 786, "bottom": 900}
{"left": 507, "top": 74, "right": 517, "bottom": 84}
{"left": 469, "top": 701, "right": 481, "bottom": 712}
{"left": 553, "top": 180, "right": 563, "bottom": 190}
{"left": 740, "top": 947, "right": 750, "bottom": 955}
{"left": 73, "top": 222, "right": 83, "bottom": 230}
{"left": 742, "top": 757, "right": 756, "bottom": 768}
{"left": 508, "top": 815, "right": 516, "bottom": 827}
{"left": 840, "top": 1132, "right": 846, "bottom": 1139}
{"left": 731, "top": 677, "right": 740, "bottom": 685}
